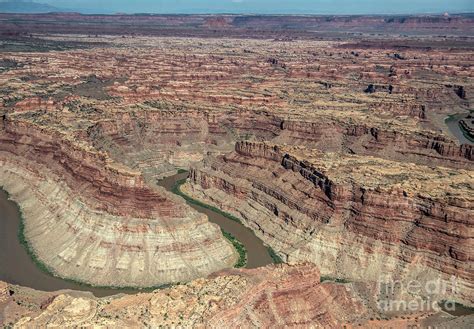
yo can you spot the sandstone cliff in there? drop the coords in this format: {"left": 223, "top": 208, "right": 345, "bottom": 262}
{"left": 187, "top": 141, "right": 474, "bottom": 305}
{"left": 1, "top": 32, "right": 473, "bottom": 326}
{"left": 0, "top": 117, "right": 237, "bottom": 287}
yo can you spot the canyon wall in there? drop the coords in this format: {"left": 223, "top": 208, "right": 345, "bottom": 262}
{"left": 186, "top": 141, "right": 473, "bottom": 305}
{"left": 278, "top": 119, "right": 473, "bottom": 169}
{"left": 1, "top": 32, "right": 473, "bottom": 325}
{"left": 86, "top": 107, "right": 473, "bottom": 183}
{"left": 0, "top": 117, "right": 237, "bottom": 287}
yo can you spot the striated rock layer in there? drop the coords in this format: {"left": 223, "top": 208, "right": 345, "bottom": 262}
{"left": 85, "top": 106, "right": 473, "bottom": 184}
{"left": 2, "top": 263, "right": 471, "bottom": 328}
{"left": 1, "top": 32, "right": 473, "bottom": 324}
{"left": 0, "top": 117, "right": 237, "bottom": 287}
{"left": 187, "top": 141, "right": 474, "bottom": 305}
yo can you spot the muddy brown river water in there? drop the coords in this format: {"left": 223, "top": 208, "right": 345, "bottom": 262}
{"left": 0, "top": 172, "right": 272, "bottom": 297}
{"left": 1, "top": 176, "right": 472, "bottom": 317}
{"left": 157, "top": 172, "right": 273, "bottom": 269}
{"left": 0, "top": 188, "right": 139, "bottom": 297}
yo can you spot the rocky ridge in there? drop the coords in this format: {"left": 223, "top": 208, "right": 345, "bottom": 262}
{"left": 0, "top": 32, "right": 473, "bottom": 324}
{"left": 186, "top": 141, "right": 473, "bottom": 305}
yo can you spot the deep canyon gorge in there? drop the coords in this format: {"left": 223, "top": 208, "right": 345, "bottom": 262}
{"left": 0, "top": 13, "right": 473, "bottom": 327}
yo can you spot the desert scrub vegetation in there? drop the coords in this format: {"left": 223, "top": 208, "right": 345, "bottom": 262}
{"left": 221, "top": 230, "right": 247, "bottom": 268}
{"left": 266, "top": 246, "right": 284, "bottom": 264}
{"left": 171, "top": 178, "right": 243, "bottom": 224}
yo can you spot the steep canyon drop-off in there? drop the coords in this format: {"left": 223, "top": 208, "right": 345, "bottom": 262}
{"left": 0, "top": 18, "right": 473, "bottom": 326}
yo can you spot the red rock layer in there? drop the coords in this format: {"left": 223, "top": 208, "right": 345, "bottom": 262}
{"left": 0, "top": 264, "right": 370, "bottom": 327}
{"left": 0, "top": 116, "right": 237, "bottom": 287}
{"left": 280, "top": 119, "right": 473, "bottom": 168}
{"left": 87, "top": 108, "right": 473, "bottom": 173}
{"left": 206, "top": 264, "right": 367, "bottom": 327}
{"left": 4, "top": 264, "right": 471, "bottom": 327}
{"left": 0, "top": 117, "right": 179, "bottom": 219}
{"left": 189, "top": 141, "right": 473, "bottom": 304}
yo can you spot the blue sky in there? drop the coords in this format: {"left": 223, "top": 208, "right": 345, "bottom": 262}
{"left": 39, "top": 0, "right": 474, "bottom": 14}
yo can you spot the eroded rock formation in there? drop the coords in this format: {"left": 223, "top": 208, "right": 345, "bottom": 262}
{"left": 0, "top": 26, "right": 473, "bottom": 325}
{"left": 0, "top": 117, "right": 237, "bottom": 287}
{"left": 2, "top": 264, "right": 471, "bottom": 328}
{"left": 186, "top": 141, "right": 474, "bottom": 305}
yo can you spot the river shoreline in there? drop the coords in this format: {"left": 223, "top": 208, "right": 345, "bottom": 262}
{"left": 0, "top": 187, "right": 166, "bottom": 297}
{"left": 0, "top": 170, "right": 275, "bottom": 296}
{"left": 171, "top": 177, "right": 249, "bottom": 269}
{"left": 158, "top": 172, "right": 276, "bottom": 269}
{"left": 445, "top": 111, "right": 474, "bottom": 144}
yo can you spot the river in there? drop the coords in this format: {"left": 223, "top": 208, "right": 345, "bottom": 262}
{"left": 0, "top": 172, "right": 272, "bottom": 297}
{"left": 0, "top": 188, "right": 139, "bottom": 297}
{"left": 445, "top": 112, "right": 473, "bottom": 145}
{"left": 2, "top": 175, "right": 472, "bottom": 317}
{"left": 157, "top": 172, "right": 273, "bottom": 269}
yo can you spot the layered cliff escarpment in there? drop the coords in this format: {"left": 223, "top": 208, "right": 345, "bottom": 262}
{"left": 3, "top": 263, "right": 471, "bottom": 328}
{"left": 2, "top": 36, "right": 472, "bottom": 176}
{"left": 276, "top": 116, "right": 473, "bottom": 169}
{"left": 84, "top": 105, "right": 472, "bottom": 186}
{"left": 459, "top": 117, "right": 474, "bottom": 141}
{"left": 0, "top": 31, "right": 473, "bottom": 324}
{"left": 0, "top": 117, "right": 237, "bottom": 287}
{"left": 86, "top": 109, "right": 236, "bottom": 179}
{"left": 187, "top": 141, "right": 474, "bottom": 305}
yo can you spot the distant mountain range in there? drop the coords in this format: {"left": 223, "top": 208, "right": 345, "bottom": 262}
{"left": 0, "top": 1, "right": 62, "bottom": 13}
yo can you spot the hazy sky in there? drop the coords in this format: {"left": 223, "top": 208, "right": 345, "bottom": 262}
{"left": 39, "top": 0, "right": 474, "bottom": 14}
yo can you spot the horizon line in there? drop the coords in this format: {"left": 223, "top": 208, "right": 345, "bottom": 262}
{"left": 3, "top": 11, "right": 474, "bottom": 16}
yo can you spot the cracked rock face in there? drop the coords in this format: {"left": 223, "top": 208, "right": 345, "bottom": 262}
{"left": 3, "top": 264, "right": 362, "bottom": 327}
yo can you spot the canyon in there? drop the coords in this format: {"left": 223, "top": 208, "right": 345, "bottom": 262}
{"left": 186, "top": 141, "right": 473, "bottom": 305}
{"left": 0, "top": 13, "right": 473, "bottom": 327}
{"left": 0, "top": 117, "right": 238, "bottom": 287}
